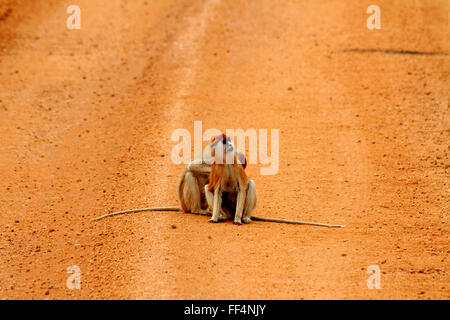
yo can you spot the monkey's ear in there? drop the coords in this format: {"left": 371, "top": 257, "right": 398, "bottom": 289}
{"left": 238, "top": 152, "right": 247, "bottom": 169}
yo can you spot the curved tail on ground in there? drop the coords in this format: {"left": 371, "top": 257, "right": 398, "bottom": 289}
{"left": 93, "top": 207, "right": 344, "bottom": 228}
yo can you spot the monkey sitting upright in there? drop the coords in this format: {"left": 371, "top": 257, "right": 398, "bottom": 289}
{"left": 177, "top": 135, "right": 253, "bottom": 217}
{"left": 94, "top": 138, "right": 343, "bottom": 227}
{"left": 205, "top": 134, "right": 257, "bottom": 225}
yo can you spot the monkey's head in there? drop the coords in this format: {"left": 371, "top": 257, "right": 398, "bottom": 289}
{"left": 209, "top": 134, "right": 246, "bottom": 168}
{"left": 210, "top": 134, "right": 233, "bottom": 159}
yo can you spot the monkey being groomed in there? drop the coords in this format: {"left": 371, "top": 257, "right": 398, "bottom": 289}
{"left": 93, "top": 134, "right": 344, "bottom": 228}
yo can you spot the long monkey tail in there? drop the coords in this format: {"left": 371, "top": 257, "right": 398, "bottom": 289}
{"left": 92, "top": 207, "right": 344, "bottom": 228}
{"left": 92, "top": 206, "right": 182, "bottom": 221}
{"left": 250, "top": 216, "right": 345, "bottom": 228}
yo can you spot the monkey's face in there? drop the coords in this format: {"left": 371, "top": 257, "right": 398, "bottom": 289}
{"left": 210, "top": 134, "right": 234, "bottom": 164}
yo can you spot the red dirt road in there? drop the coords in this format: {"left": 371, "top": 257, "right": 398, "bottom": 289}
{"left": 0, "top": 0, "right": 448, "bottom": 299}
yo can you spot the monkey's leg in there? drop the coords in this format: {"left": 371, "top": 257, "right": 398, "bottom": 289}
{"left": 234, "top": 187, "right": 247, "bottom": 225}
{"left": 208, "top": 186, "right": 223, "bottom": 223}
{"left": 205, "top": 185, "right": 227, "bottom": 221}
{"left": 242, "top": 180, "right": 257, "bottom": 224}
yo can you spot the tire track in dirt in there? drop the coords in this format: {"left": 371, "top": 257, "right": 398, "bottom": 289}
{"left": 127, "top": 0, "right": 222, "bottom": 299}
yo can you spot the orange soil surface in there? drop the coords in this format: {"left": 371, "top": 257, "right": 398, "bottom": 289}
{"left": 0, "top": 0, "right": 448, "bottom": 299}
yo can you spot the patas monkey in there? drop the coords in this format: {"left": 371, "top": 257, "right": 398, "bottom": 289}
{"left": 93, "top": 135, "right": 343, "bottom": 228}
{"left": 206, "top": 134, "right": 257, "bottom": 225}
